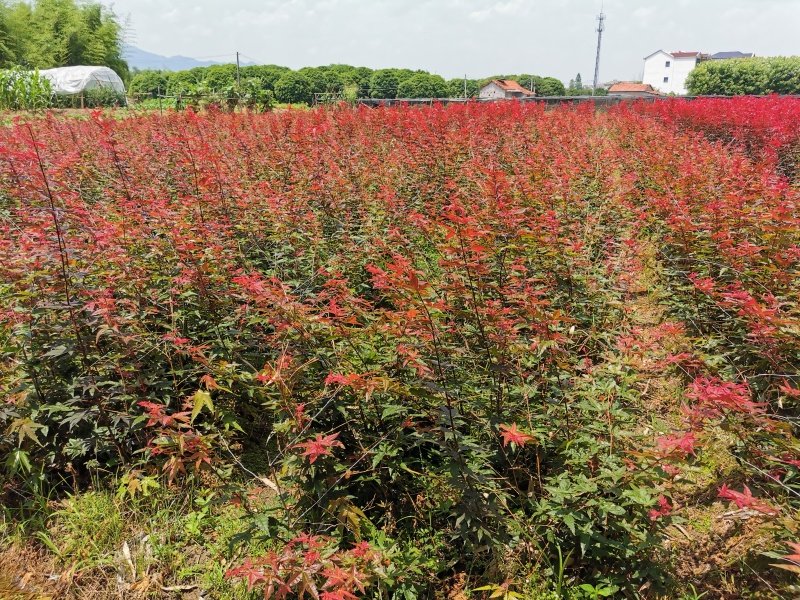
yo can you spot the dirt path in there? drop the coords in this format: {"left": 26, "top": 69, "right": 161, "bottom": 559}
{"left": 610, "top": 237, "right": 791, "bottom": 598}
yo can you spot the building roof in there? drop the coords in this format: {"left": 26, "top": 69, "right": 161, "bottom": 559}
{"left": 644, "top": 50, "right": 709, "bottom": 61}
{"left": 485, "top": 79, "right": 536, "bottom": 95}
{"left": 608, "top": 83, "right": 659, "bottom": 93}
{"left": 644, "top": 49, "right": 670, "bottom": 60}
{"left": 711, "top": 51, "right": 754, "bottom": 60}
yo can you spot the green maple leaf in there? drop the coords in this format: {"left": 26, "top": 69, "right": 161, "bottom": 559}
{"left": 10, "top": 418, "right": 43, "bottom": 446}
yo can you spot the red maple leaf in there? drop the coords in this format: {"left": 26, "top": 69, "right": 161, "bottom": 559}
{"left": 718, "top": 484, "right": 779, "bottom": 515}
{"left": 138, "top": 401, "right": 191, "bottom": 428}
{"left": 648, "top": 494, "right": 673, "bottom": 521}
{"left": 499, "top": 423, "right": 534, "bottom": 448}
{"left": 321, "top": 591, "right": 359, "bottom": 600}
{"left": 294, "top": 433, "right": 344, "bottom": 464}
{"left": 778, "top": 382, "right": 800, "bottom": 397}
{"left": 781, "top": 541, "right": 800, "bottom": 564}
{"left": 225, "top": 557, "right": 268, "bottom": 591}
{"left": 657, "top": 431, "right": 698, "bottom": 457}
{"left": 349, "top": 541, "right": 372, "bottom": 558}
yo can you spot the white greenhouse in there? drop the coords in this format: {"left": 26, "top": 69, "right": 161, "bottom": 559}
{"left": 39, "top": 66, "right": 125, "bottom": 95}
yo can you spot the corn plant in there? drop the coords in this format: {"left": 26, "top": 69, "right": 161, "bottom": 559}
{"left": 0, "top": 67, "right": 52, "bottom": 110}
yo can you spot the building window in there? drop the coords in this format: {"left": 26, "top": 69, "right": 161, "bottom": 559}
{"left": 663, "top": 76, "right": 669, "bottom": 83}
{"left": 665, "top": 60, "right": 671, "bottom": 67}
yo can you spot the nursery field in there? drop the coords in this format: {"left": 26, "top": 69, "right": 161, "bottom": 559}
{"left": 1, "top": 98, "right": 800, "bottom": 599}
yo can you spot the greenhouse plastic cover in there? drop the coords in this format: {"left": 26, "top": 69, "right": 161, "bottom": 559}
{"left": 38, "top": 66, "right": 125, "bottom": 95}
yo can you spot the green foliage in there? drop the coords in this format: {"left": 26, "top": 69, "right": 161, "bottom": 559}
{"left": 239, "top": 64, "right": 289, "bottom": 91}
{"left": 446, "top": 77, "right": 480, "bottom": 98}
{"left": 0, "top": 2, "right": 23, "bottom": 66}
{"left": 165, "top": 68, "right": 203, "bottom": 95}
{"left": 130, "top": 96, "right": 177, "bottom": 110}
{"left": 202, "top": 64, "right": 237, "bottom": 90}
{"left": 273, "top": 70, "right": 312, "bottom": 104}
{"left": 341, "top": 65, "right": 373, "bottom": 96}
{"left": 129, "top": 69, "right": 168, "bottom": 98}
{"left": 3, "top": 0, "right": 129, "bottom": 81}
{"left": 527, "top": 359, "right": 669, "bottom": 586}
{"left": 135, "top": 63, "right": 566, "bottom": 104}
{"left": 0, "top": 66, "right": 51, "bottom": 109}
{"left": 764, "top": 56, "right": 800, "bottom": 94}
{"left": 240, "top": 77, "right": 274, "bottom": 111}
{"left": 396, "top": 73, "right": 447, "bottom": 98}
{"left": 370, "top": 68, "right": 400, "bottom": 98}
{"left": 687, "top": 56, "right": 800, "bottom": 95}
{"left": 533, "top": 76, "right": 566, "bottom": 96}
{"left": 50, "top": 85, "right": 126, "bottom": 107}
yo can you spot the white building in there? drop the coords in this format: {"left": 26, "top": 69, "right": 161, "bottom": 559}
{"left": 642, "top": 51, "right": 707, "bottom": 95}
{"left": 478, "top": 79, "right": 536, "bottom": 100}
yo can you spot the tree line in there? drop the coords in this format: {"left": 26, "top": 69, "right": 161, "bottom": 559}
{"left": 129, "top": 64, "right": 567, "bottom": 103}
{"left": 687, "top": 57, "right": 800, "bottom": 96}
{"left": 0, "top": 0, "right": 128, "bottom": 81}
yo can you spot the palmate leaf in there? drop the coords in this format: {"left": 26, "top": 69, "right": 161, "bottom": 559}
{"left": 770, "top": 563, "right": 800, "bottom": 575}
{"left": 473, "top": 583, "right": 523, "bottom": 600}
{"left": 61, "top": 408, "right": 96, "bottom": 431}
{"left": 191, "top": 389, "right": 214, "bottom": 423}
{"left": 9, "top": 417, "right": 43, "bottom": 445}
{"left": 4, "top": 448, "right": 31, "bottom": 475}
{"left": 64, "top": 437, "right": 92, "bottom": 459}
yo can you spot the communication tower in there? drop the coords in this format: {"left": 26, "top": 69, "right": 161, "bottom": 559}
{"left": 592, "top": 6, "right": 606, "bottom": 95}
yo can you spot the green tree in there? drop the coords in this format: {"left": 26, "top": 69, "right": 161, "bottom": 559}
{"left": 512, "top": 74, "right": 537, "bottom": 93}
{"left": 396, "top": 73, "right": 447, "bottom": 98}
{"left": 129, "top": 69, "right": 168, "bottom": 98}
{"left": 202, "top": 64, "right": 237, "bottom": 90}
{"left": 369, "top": 69, "right": 399, "bottom": 98}
{"left": 340, "top": 66, "right": 372, "bottom": 96}
{"left": 535, "top": 76, "right": 565, "bottom": 96}
{"left": 565, "top": 73, "right": 586, "bottom": 96}
{"left": 274, "top": 71, "right": 312, "bottom": 104}
{"left": 166, "top": 68, "right": 203, "bottom": 94}
{"left": 447, "top": 77, "right": 480, "bottom": 98}
{"left": 240, "top": 64, "right": 289, "bottom": 91}
{"left": 298, "top": 66, "right": 327, "bottom": 97}
{"left": 686, "top": 57, "right": 800, "bottom": 96}
{"left": 0, "top": 2, "right": 22, "bottom": 66}
{"left": 7, "top": 0, "right": 129, "bottom": 81}
{"left": 766, "top": 57, "right": 800, "bottom": 94}
{"left": 321, "top": 68, "right": 345, "bottom": 93}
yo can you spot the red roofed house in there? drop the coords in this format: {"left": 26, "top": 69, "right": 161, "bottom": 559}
{"left": 478, "top": 79, "right": 536, "bottom": 100}
{"left": 608, "top": 82, "right": 662, "bottom": 98}
{"left": 642, "top": 50, "right": 709, "bottom": 95}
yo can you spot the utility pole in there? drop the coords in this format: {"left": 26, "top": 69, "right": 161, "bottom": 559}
{"left": 464, "top": 74, "right": 467, "bottom": 99}
{"left": 236, "top": 51, "right": 241, "bottom": 89}
{"left": 592, "top": 5, "right": 605, "bottom": 96}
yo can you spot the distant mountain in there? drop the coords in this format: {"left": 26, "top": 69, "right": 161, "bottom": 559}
{"left": 123, "top": 45, "right": 255, "bottom": 71}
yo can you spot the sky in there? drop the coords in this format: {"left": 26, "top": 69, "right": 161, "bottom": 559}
{"left": 113, "top": 0, "right": 800, "bottom": 83}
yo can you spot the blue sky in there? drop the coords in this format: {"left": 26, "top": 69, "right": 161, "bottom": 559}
{"left": 114, "top": 0, "right": 800, "bottom": 83}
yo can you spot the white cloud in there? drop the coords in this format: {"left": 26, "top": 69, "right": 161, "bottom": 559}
{"left": 469, "top": 0, "right": 525, "bottom": 21}
{"left": 632, "top": 6, "right": 656, "bottom": 26}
